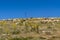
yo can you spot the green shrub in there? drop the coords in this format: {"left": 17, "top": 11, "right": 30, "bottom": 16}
{"left": 9, "top": 38, "right": 21, "bottom": 40}
{"left": 11, "top": 30, "right": 20, "bottom": 34}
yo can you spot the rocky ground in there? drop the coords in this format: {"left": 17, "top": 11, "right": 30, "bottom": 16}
{"left": 0, "top": 18, "right": 60, "bottom": 40}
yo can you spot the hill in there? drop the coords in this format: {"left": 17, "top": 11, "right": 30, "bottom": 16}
{"left": 0, "top": 18, "right": 60, "bottom": 40}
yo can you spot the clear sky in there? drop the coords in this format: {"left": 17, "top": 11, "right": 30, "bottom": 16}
{"left": 0, "top": 0, "right": 60, "bottom": 19}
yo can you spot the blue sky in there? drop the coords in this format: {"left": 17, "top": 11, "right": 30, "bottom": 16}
{"left": 0, "top": 0, "right": 60, "bottom": 19}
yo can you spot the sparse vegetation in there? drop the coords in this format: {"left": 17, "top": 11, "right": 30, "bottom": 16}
{"left": 0, "top": 18, "right": 60, "bottom": 40}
